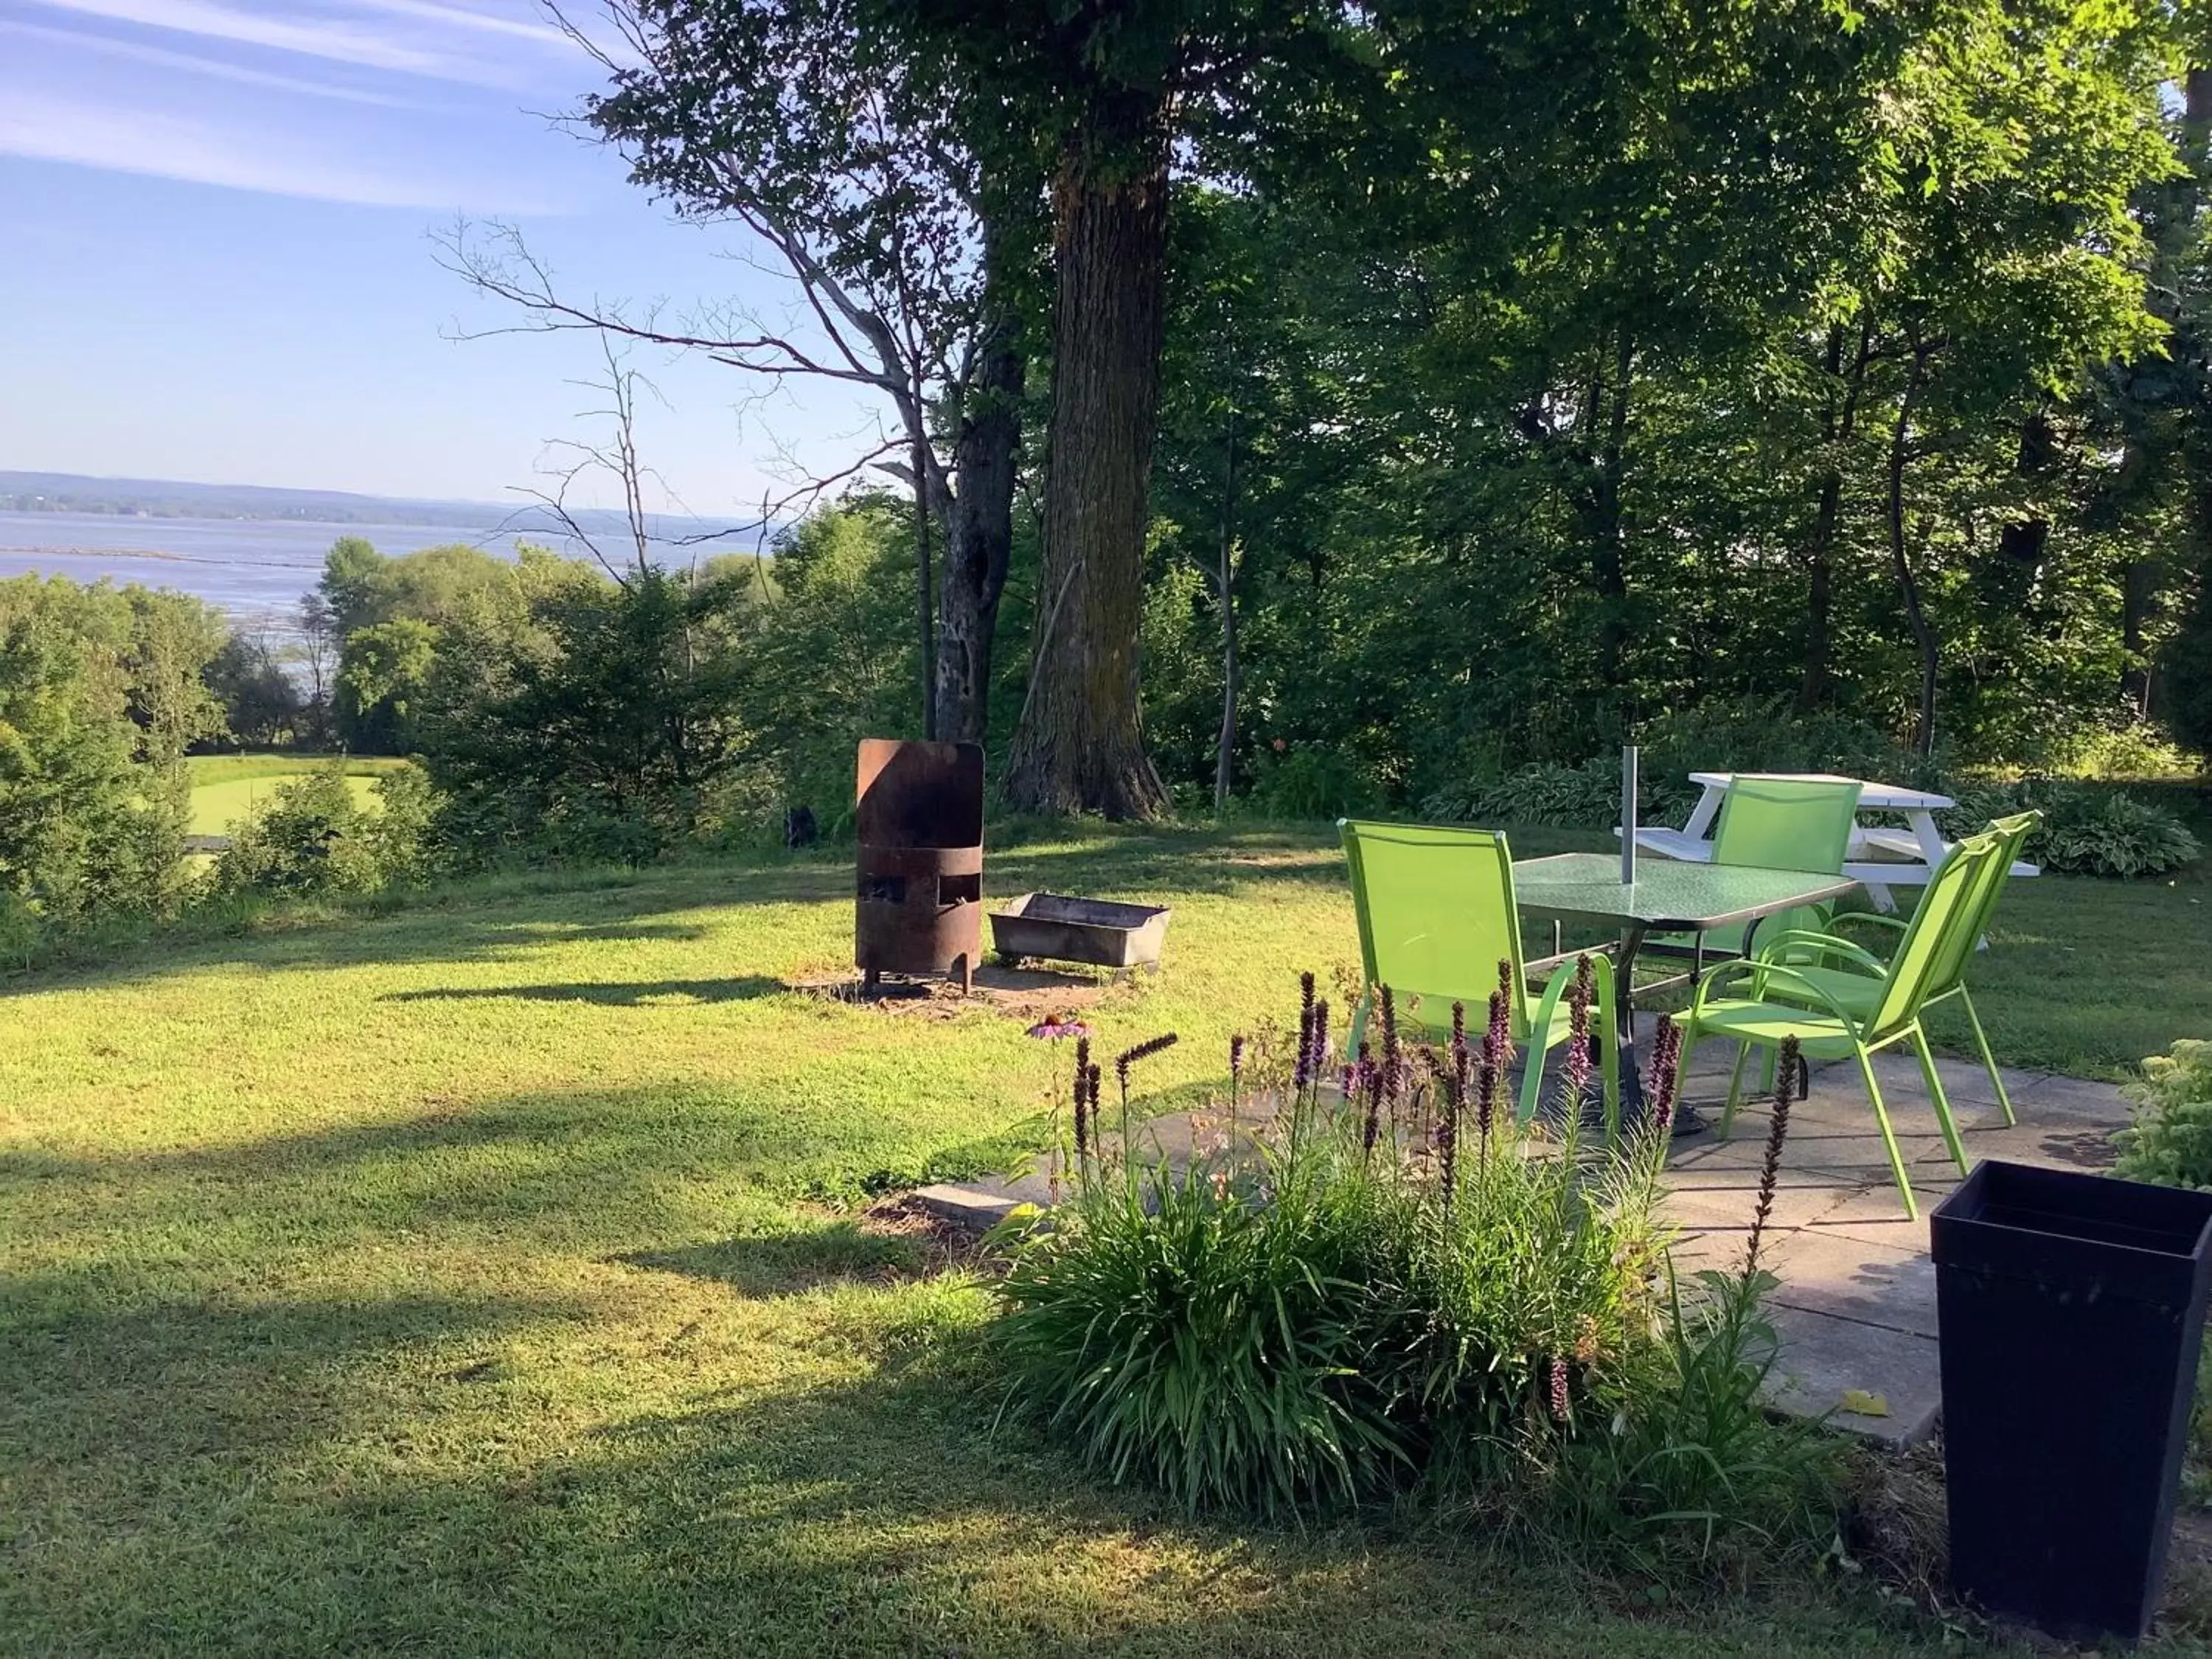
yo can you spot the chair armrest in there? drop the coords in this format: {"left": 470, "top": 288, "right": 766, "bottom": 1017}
{"left": 1756, "top": 929, "right": 1888, "bottom": 976}
{"left": 1836, "top": 912, "right": 1907, "bottom": 936}
{"left": 1692, "top": 956, "right": 1863, "bottom": 1033}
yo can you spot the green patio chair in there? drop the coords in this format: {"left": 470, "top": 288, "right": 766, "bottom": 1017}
{"left": 1677, "top": 831, "right": 2006, "bottom": 1220}
{"left": 1652, "top": 776, "right": 1864, "bottom": 965}
{"left": 1752, "top": 810, "right": 2041, "bottom": 1126}
{"left": 1339, "top": 819, "right": 1620, "bottom": 1135}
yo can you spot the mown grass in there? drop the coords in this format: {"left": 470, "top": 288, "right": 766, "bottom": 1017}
{"left": 2, "top": 820, "right": 2205, "bottom": 1655}
{"left": 184, "top": 754, "right": 403, "bottom": 837}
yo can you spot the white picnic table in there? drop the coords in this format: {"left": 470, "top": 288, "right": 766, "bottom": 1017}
{"left": 1633, "top": 771, "right": 2039, "bottom": 911}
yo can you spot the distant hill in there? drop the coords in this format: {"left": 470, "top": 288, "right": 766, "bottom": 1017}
{"left": 0, "top": 470, "right": 758, "bottom": 547}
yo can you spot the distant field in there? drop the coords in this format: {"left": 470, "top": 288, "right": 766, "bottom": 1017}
{"left": 185, "top": 755, "right": 403, "bottom": 838}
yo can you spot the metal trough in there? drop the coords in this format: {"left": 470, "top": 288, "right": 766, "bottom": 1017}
{"left": 989, "top": 892, "right": 1172, "bottom": 972}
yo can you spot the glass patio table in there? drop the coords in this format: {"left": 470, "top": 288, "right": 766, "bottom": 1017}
{"left": 1511, "top": 852, "right": 1861, "bottom": 1123}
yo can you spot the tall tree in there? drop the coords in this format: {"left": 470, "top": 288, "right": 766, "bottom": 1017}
{"left": 901, "top": 0, "right": 1355, "bottom": 816}
{"left": 453, "top": 0, "right": 1038, "bottom": 748}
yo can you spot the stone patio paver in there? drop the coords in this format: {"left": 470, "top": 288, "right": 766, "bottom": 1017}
{"left": 916, "top": 1050, "right": 2134, "bottom": 1451}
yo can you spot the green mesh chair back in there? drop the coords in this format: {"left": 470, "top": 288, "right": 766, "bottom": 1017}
{"left": 1867, "top": 831, "right": 2002, "bottom": 1037}
{"left": 1702, "top": 776, "right": 1863, "bottom": 953}
{"left": 1338, "top": 819, "right": 1527, "bottom": 1037}
{"left": 1920, "top": 810, "right": 2037, "bottom": 999}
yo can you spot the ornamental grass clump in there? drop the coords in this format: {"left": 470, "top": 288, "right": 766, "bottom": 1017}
{"left": 1545, "top": 1033, "right": 1846, "bottom": 1585}
{"left": 991, "top": 960, "right": 1682, "bottom": 1517}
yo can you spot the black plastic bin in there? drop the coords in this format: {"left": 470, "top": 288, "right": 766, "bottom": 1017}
{"left": 1932, "top": 1159, "right": 2212, "bottom": 1642}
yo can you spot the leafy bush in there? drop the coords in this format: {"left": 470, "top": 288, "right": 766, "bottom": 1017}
{"left": 1940, "top": 779, "right": 2201, "bottom": 878}
{"left": 2114, "top": 1040, "right": 2212, "bottom": 1191}
{"left": 1244, "top": 745, "right": 1384, "bottom": 820}
{"left": 992, "top": 971, "right": 1834, "bottom": 1572}
{"left": 212, "top": 763, "right": 439, "bottom": 897}
{"left": 2037, "top": 790, "right": 2202, "bottom": 877}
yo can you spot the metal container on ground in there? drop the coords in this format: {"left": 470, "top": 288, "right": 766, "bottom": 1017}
{"left": 988, "top": 892, "right": 1172, "bottom": 972}
{"left": 855, "top": 738, "right": 984, "bottom": 992}
{"left": 1932, "top": 1159, "right": 2212, "bottom": 1643}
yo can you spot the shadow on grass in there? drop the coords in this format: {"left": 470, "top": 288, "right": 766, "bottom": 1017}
{"left": 0, "top": 1285, "right": 589, "bottom": 1461}
{"left": 613, "top": 1222, "right": 927, "bottom": 1298}
{"left": 0, "top": 1313, "right": 1957, "bottom": 1658}
{"left": 381, "top": 975, "right": 785, "bottom": 1007}
{"left": 0, "top": 1082, "right": 1046, "bottom": 1246}
{"left": 27, "top": 823, "right": 1380, "bottom": 993}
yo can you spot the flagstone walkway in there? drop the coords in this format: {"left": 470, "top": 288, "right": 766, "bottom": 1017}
{"left": 917, "top": 1046, "right": 2134, "bottom": 1449}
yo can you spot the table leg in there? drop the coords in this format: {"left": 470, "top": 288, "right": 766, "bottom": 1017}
{"left": 1680, "top": 784, "right": 1725, "bottom": 842}
{"left": 1613, "top": 924, "right": 1648, "bottom": 1123}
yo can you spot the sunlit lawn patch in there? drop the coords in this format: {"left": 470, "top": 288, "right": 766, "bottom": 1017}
{"left": 0, "top": 819, "right": 2199, "bottom": 1653}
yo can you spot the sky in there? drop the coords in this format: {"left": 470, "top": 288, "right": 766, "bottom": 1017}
{"left": 0, "top": 0, "right": 880, "bottom": 518}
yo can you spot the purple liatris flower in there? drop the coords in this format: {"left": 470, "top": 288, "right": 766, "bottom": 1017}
{"left": 1379, "top": 985, "right": 1402, "bottom": 1092}
{"left": 1745, "top": 1034, "right": 1800, "bottom": 1277}
{"left": 1072, "top": 1038, "right": 1091, "bottom": 1158}
{"left": 1295, "top": 971, "right": 1318, "bottom": 1087}
{"left": 1645, "top": 1014, "right": 1683, "bottom": 1138}
{"left": 1557, "top": 955, "right": 1594, "bottom": 1111}
{"left": 1550, "top": 1357, "right": 1571, "bottom": 1422}
{"left": 1358, "top": 1040, "right": 1382, "bottom": 1155}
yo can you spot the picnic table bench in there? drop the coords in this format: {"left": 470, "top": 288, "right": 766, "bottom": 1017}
{"left": 1634, "top": 771, "right": 2038, "bottom": 911}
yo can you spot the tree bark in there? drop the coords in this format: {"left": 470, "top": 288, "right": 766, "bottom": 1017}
{"left": 1579, "top": 329, "right": 1635, "bottom": 712}
{"left": 2122, "top": 67, "right": 2212, "bottom": 714}
{"left": 1889, "top": 340, "right": 1941, "bottom": 757}
{"left": 1801, "top": 319, "right": 1871, "bottom": 712}
{"left": 909, "top": 429, "right": 937, "bottom": 740}
{"left": 1212, "top": 416, "right": 1239, "bottom": 815}
{"left": 934, "top": 239, "right": 1023, "bottom": 747}
{"left": 1004, "top": 138, "right": 1172, "bottom": 818}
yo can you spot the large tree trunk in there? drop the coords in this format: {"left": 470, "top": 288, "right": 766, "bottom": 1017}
{"left": 1800, "top": 320, "right": 1871, "bottom": 712}
{"left": 1004, "top": 139, "right": 1171, "bottom": 818}
{"left": 934, "top": 240, "right": 1024, "bottom": 747}
{"left": 909, "top": 431, "right": 937, "bottom": 740}
{"left": 1889, "top": 341, "right": 1941, "bottom": 757}
{"left": 1212, "top": 417, "right": 1239, "bottom": 815}
{"left": 1580, "top": 328, "right": 1634, "bottom": 720}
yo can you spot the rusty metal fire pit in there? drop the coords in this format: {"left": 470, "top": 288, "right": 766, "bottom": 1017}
{"left": 855, "top": 737, "right": 984, "bottom": 993}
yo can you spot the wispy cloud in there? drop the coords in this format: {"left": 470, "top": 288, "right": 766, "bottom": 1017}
{"left": 0, "top": 91, "right": 563, "bottom": 210}
{"left": 24, "top": 0, "right": 579, "bottom": 86}
{"left": 0, "top": 18, "right": 416, "bottom": 106}
{"left": 349, "top": 0, "right": 573, "bottom": 49}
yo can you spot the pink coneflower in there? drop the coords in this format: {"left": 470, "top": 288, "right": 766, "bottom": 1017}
{"left": 1027, "top": 1018, "right": 1091, "bottom": 1040}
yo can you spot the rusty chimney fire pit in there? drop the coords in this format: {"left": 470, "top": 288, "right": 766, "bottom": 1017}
{"left": 855, "top": 737, "right": 984, "bottom": 993}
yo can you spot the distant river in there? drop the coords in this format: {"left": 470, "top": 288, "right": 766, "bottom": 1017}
{"left": 0, "top": 510, "right": 514, "bottom": 632}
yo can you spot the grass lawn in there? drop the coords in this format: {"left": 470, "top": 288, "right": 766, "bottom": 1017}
{"left": 2, "top": 821, "right": 2205, "bottom": 1655}
{"left": 184, "top": 755, "right": 404, "bottom": 838}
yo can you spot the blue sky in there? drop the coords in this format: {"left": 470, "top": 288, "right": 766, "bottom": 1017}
{"left": 0, "top": 1, "right": 877, "bottom": 516}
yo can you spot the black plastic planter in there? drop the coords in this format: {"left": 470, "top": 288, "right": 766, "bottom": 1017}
{"left": 1932, "top": 1159, "right": 2212, "bottom": 1643}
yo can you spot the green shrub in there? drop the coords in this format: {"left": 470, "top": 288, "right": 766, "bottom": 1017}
{"left": 2037, "top": 790, "right": 2201, "bottom": 877}
{"left": 2114, "top": 1040, "right": 2212, "bottom": 1191}
{"left": 212, "top": 762, "right": 439, "bottom": 897}
{"left": 1941, "top": 779, "right": 2201, "bottom": 878}
{"left": 992, "top": 971, "right": 1829, "bottom": 1557}
{"left": 1245, "top": 745, "right": 1384, "bottom": 820}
